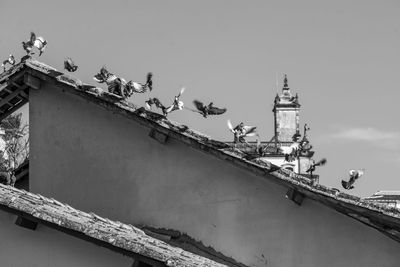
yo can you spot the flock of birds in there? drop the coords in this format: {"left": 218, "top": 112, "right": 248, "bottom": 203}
{"left": 0, "top": 32, "right": 365, "bottom": 190}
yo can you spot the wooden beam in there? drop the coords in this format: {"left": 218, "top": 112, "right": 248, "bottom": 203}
{"left": 0, "top": 84, "right": 28, "bottom": 107}
{"left": 0, "top": 99, "right": 28, "bottom": 121}
{"left": 24, "top": 74, "right": 41, "bottom": 90}
{"left": 149, "top": 129, "right": 169, "bottom": 144}
{"left": 286, "top": 188, "right": 305, "bottom": 206}
{"left": 15, "top": 216, "right": 38, "bottom": 230}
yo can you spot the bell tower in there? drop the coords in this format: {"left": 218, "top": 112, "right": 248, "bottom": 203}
{"left": 273, "top": 75, "right": 300, "bottom": 142}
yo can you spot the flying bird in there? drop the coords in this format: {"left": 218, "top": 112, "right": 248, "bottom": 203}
{"left": 192, "top": 100, "right": 227, "bottom": 118}
{"left": 145, "top": 87, "right": 185, "bottom": 117}
{"left": 64, "top": 57, "right": 78, "bottom": 72}
{"left": 93, "top": 66, "right": 126, "bottom": 97}
{"left": 280, "top": 142, "right": 301, "bottom": 162}
{"left": 306, "top": 158, "right": 327, "bottom": 178}
{"left": 341, "top": 169, "right": 364, "bottom": 190}
{"left": 22, "top": 32, "right": 47, "bottom": 56}
{"left": 126, "top": 72, "right": 153, "bottom": 95}
{"left": 227, "top": 120, "right": 257, "bottom": 143}
{"left": 1, "top": 54, "right": 15, "bottom": 71}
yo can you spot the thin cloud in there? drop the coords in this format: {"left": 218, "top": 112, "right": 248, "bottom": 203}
{"left": 331, "top": 127, "right": 400, "bottom": 142}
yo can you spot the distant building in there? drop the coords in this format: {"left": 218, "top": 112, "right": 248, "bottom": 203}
{"left": 229, "top": 75, "right": 315, "bottom": 176}
{"left": 363, "top": 191, "right": 400, "bottom": 208}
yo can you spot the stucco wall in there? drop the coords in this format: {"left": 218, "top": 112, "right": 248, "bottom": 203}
{"left": 30, "top": 83, "right": 400, "bottom": 267}
{"left": 0, "top": 212, "right": 132, "bottom": 267}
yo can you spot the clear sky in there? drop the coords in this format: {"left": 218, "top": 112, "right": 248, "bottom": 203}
{"left": 1, "top": 0, "right": 399, "bottom": 197}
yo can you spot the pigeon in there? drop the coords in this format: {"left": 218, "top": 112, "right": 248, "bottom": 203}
{"left": 280, "top": 142, "right": 301, "bottom": 162}
{"left": 145, "top": 87, "right": 185, "bottom": 117}
{"left": 64, "top": 57, "right": 78, "bottom": 72}
{"left": 93, "top": 66, "right": 126, "bottom": 97}
{"left": 22, "top": 32, "right": 47, "bottom": 56}
{"left": 1, "top": 54, "right": 15, "bottom": 71}
{"left": 306, "top": 158, "right": 327, "bottom": 177}
{"left": 341, "top": 169, "right": 364, "bottom": 190}
{"left": 193, "top": 100, "right": 226, "bottom": 118}
{"left": 227, "top": 120, "right": 257, "bottom": 143}
{"left": 126, "top": 72, "right": 153, "bottom": 95}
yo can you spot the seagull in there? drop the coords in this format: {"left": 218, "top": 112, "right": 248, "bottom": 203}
{"left": 1, "top": 54, "right": 15, "bottom": 71}
{"left": 22, "top": 32, "right": 47, "bottom": 56}
{"left": 306, "top": 158, "right": 327, "bottom": 177}
{"left": 126, "top": 72, "right": 153, "bottom": 95}
{"left": 64, "top": 57, "right": 78, "bottom": 72}
{"left": 145, "top": 87, "right": 185, "bottom": 117}
{"left": 192, "top": 100, "right": 227, "bottom": 118}
{"left": 341, "top": 169, "right": 364, "bottom": 190}
{"left": 227, "top": 120, "right": 257, "bottom": 143}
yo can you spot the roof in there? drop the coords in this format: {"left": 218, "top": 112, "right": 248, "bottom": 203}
{"left": 364, "top": 191, "right": 400, "bottom": 202}
{"left": 1, "top": 58, "right": 400, "bottom": 244}
{"left": 0, "top": 184, "right": 228, "bottom": 267}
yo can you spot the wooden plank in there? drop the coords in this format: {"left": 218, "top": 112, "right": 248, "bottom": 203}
{"left": 0, "top": 99, "right": 28, "bottom": 121}
{"left": 0, "top": 84, "right": 28, "bottom": 107}
{"left": 0, "top": 185, "right": 228, "bottom": 267}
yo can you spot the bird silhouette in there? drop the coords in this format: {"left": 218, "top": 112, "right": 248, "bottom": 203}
{"left": 227, "top": 120, "right": 257, "bottom": 143}
{"left": 341, "top": 169, "right": 364, "bottom": 190}
{"left": 22, "top": 32, "right": 47, "bottom": 56}
{"left": 64, "top": 57, "right": 78, "bottom": 72}
{"left": 126, "top": 72, "right": 153, "bottom": 95}
{"left": 306, "top": 158, "right": 327, "bottom": 178}
{"left": 192, "top": 100, "right": 226, "bottom": 118}
{"left": 145, "top": 87, "right": 185, "bottom": 117}
{"left": 1, "top": 54, "right": 15, "bottom": 71}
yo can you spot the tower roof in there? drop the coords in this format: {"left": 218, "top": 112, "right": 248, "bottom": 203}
{"left": 274, "top": 74, "right": 300, "bottom": 108}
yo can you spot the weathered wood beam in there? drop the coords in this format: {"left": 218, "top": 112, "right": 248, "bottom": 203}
{"left": 15, "top": 216, "right": 38, "bottom": 230}
{"left": 149, "top": 129, "right": 169, "bottom": 144}
{"left": 0, "top": 84, "right": 28, "bottom": 107}
{"left": 286, "top": 188, "right": 305, "bottom": 206}
{"left": 24, "top": 73, "right": 41, "bottom": 90}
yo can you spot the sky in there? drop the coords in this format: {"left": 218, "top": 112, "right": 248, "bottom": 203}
{"left": 1, "top": 0, "right": 399, "bottom": 197}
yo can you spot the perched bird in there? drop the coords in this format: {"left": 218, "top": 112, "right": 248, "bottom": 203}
{"left": 22, "top": 32, "right": 47, "bottom": 56}
{"left": 126, "top": 72, "right": 153, "bottom": 95}
{"left": 341, "top": 169, "right": 364, "bottom": 190}
{"left": 145, "top": 87, "right": 185, "bottom": 117}
{"left": 192, "top": 100, "right": 226, "bottom": 118}
{"left": 280, "top": 142, "right": 301, "bottom": 162}
{"left": 306, "top": 158, "right": 327, "bottom": 178}
{"left": 227, "top": 120, "right": 257, "bottom": 143}
{"left": 64, "top": 57, "right": 78, "bottom": 72}
{"left": 1, "top": 54, "right": 15, "bottom": 71}
{"left": 93, "top": 66, "right": 126, "bottom": 97}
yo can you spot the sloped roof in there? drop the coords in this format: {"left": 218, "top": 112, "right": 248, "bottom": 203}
{"left": 1, "top": 59, "right": 400, "bottom": 244}
{"left": 0, "top": 184, "right": 228, "bottom": 267}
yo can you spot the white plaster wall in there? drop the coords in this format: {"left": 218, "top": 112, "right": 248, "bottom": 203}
{"left": 30, "top": 83, "right": 400, "bottom": 267}
{"left": 0, "top": 212, "right": 132, "bottom": 267}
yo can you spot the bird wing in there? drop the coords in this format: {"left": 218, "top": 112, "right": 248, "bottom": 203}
{"left": 177, "top": 87, "right": 185, "bottom": 98}
{"left": 193, "top": 100, "right": 205, "bottom": 111}
{"left": 93, "top": 73, "right": 104, "bottom": 83}
{"left": 243, "top": 126, "right": 257, "bottom": 136}
{"left": 100, "top": 66, "right": 109, "bottom": 77}
{"left": 227, "top": 120, "right": 235, "bottom": 133}
{"left": 146, "top": 72, "right": 153, "bottom": 91}
{"left": 153, "top": 98, "right": 166, "bottom": 110}
{"left": 208, "top": 106, "right": 227, "bottom": 115}
{"left": 30, "top": 32, "right": 36, "bottom": 43}
{"left": 127, "top": 81, "right": 146, "bottom": 93}
{"left": 314, "top": 158, "right": 327, "bottom": 166}
{"left": 64, "top": 60, "right": 69, "bottom": 70}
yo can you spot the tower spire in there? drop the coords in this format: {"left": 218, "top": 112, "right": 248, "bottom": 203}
{"left": 283, "top": 74, "right": 288, "bottom": 88}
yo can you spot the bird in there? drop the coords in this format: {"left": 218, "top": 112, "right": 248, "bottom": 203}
{"left": 192, "top": 100, "right": 227, "bottom": 118}
{"left": 341, "top": 169, "right": 364, "bottom": 190}
{"left": 22, "top": 32, "right": 47, "bottom": 56}
{"left": 306, "top": 158, "right": 327, "bottom": 178}
{"left": 64, "top": 58, "right": 78, "bottom": 72}
{"left": 280, "top": 142, "right": 301, "bottom": 162}
{"left": 227, "top": 120, "right": 257, "bottom": 143}
{"left": 126, "top": 72, "right": 153, "bottom": 95}
{"left": 93, "top": 66, "right": 127, "bottom": 97}
{"left": 145, "top": 87, "right": 185, "bottom": 117}
{"left": 1, "top": 54, "right": 15, "bottom": 71}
